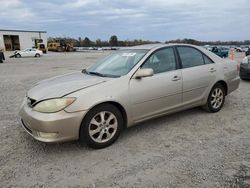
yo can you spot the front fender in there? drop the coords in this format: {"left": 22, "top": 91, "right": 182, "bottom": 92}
{"left": 64, "top": 76, "right": 134, "bottom": 126}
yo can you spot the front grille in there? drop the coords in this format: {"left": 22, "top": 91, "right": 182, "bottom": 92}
{"left": 27, "top": 97, "right": 36, "bottom": 107}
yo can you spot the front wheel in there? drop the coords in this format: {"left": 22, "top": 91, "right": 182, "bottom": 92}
{"left": 15, "top": 53, "right": 21, "bottom": 58}
{"left": 35, "top": 53, "right": 40, "bottom": 57}
{"left": 79, "top": 104, "right": 123, "bottom": 149}
{"left": 203, "top": 84, "right": 225, "bottom": 113}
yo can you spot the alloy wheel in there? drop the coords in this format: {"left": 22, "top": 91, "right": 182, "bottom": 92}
{"left": 88, "top": 111, "right": 118, "bottom": 143}
{"left": 210, "top": 88, "right": 224, "bottom": 109}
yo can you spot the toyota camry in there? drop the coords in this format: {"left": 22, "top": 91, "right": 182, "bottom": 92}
{"left": 19, "top": 44, "right": 240, "bottom": 148}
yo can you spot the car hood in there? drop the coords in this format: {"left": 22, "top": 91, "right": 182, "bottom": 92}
{"left": 27, "top": 72, "right": 111, "bottom": 101}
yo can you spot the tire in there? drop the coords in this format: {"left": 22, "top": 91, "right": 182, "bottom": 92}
{"left": 203, "top": 83, "right": 226, "bottom": 113}
{"left": 15, "top": 53, "right": 21, "bottom": 58}
{"left": 79, "top": 104, "right": 123, "bottom": 149}
{"left": 35, "top": 53, "right": 40, "bottom": 58}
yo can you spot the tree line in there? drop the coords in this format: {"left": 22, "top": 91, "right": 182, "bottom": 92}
{"left": 165, "top": 38, "right": 250, "bottom": 46}
{"left": 47, "top": 35, "right": 159, "bottom": 47}
{"left": 48, "top": 36, "right": 250, "bottom": 47}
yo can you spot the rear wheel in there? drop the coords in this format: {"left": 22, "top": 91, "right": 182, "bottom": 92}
{"left": 203, "top": 83, "right": 225, "bottom": 113}
{"left": 79, "top": 104, "right": 123, "bottom": 149}
{"left": 35, "top": 53, "right": 40, "bottom": 57}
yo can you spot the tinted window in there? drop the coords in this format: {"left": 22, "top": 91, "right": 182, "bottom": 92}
{"left": 203, "top": 55, "right": 214, "bottom": 64}
{"left": 177, "top": 47, "right": 204, "bottom": 68}
{"left": 142, "top": 48, "right": 176, "bottom": 74}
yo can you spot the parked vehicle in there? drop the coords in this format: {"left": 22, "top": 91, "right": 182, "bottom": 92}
{"left": 235, "top": 47, "right": 243, "bottom": 52}
{"left": 211, "top": 47, "right": 229, "bottom": 58}
{"left": 241, "top": 46, "right": 249, "bottom": 53}
{"left": 48, "top": 40, "right": 74, "bottom": 52}
{"left": 34, "top": 39, "right": 47, "bottom": 53}
{"left": 245, "top": 48, "right": 250, "bottom": 56}
{"left": 19, "top": 44, "right": 240, "bottom": 148}
{"left": 36, "top": 43, "right": 47, "bottom": 54}
{"left": 14, "top": 48, "right": 43, "bottom": 58}
{"left": 240, "top": 56, "right": 250, "bottom": 80}
{"left": 203, "top": 45, "right": 212, "bottom": 51}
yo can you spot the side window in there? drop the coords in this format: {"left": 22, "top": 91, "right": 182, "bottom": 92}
{"left": 203, "top": 55, "right": 214, "bottom": 64}
{"left": 177, "top": 47, "right": 204, "bottom": 68}
{"left": 142, "top": 48, "right": 176, "bottom": 74}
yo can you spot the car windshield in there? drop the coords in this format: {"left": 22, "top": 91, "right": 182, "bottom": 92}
{"left": 85, "top": 49, "right": 148, "bottom": 77}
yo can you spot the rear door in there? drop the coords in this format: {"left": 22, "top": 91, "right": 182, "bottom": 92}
{"left": 129, "top": 47, "right": 183, "bottom": 121}
{"left": 177, "top": 46, "right": 217, "bottom": 105}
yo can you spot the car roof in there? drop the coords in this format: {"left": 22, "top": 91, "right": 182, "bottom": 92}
{"left": 121, "top": 43, "right": 199, "bottom": 50}
{"left": 24, "top": 48, "right": 35, "bottom": 50}
{"left": 121, "top": 43, "right": 165, "bottom": 50}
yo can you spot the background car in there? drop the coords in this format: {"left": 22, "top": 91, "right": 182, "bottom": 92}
{"left": 19, "top": 44, "right": 240, "bottom": 149}
{"left": 241, "top": 46, "right": 249, "bottom": 52}
{"left": 235, "top": 47, "right": 243, "bottom": 52}
{"left": 245, "top": 48, "right": 250, "bottom": 56}
{"left": 14, "top": 48, "right": 43, "bottom": 58}
{"left": 211, "top": 47, "right": 229, "bottom": 58}
{"left": 240, "top": 56, "right": 250, "bottom": 80}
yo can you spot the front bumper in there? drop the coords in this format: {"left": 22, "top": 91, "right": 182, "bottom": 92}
{"left": 240, "top": 64, "right": 250, "bottom": 79}
{"left": 19, "top": 101, "right": 86, "bottom": 143}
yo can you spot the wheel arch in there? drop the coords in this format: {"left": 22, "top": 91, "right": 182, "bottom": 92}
{"left": 216, "top": 80, "right": 228, "bottom": 95}
{"left": 80, "top": 101, "right": 128, "bottom": 131}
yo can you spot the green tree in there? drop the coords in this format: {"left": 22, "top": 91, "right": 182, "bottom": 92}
{"left": 83, "top": 37, "right": 91, "bottom": 47}
{"left": 78, "top": 37, "right": 82, "bottom": 47}
{"left": 109, "top": 35, "right": 118, "bottom": 46}
{"left": 96, "top": 39, "right": 102, "bottom": 47}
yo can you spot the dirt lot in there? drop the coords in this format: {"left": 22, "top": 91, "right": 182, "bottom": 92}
{"left": 0, "top": 51, "right": 249, "bottom": 187}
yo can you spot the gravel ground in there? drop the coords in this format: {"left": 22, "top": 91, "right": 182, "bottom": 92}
{"left": 0, "top": 51, "right": 249, "bottom": 188}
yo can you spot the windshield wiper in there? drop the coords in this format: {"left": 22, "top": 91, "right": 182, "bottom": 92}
{"left": 82, "top": 69, "right": 103, "bottom": 76}
{"left": 83, "top": 69, "right": 120, "bottom": 78}
{"left": 88, "top": 71, "right": 107, "bottom": 77}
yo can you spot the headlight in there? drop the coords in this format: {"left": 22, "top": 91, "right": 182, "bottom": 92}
{"left": 33, "top": 98, "right": 76, "bottom": 113}
{"left": 242, "top": 57, "right": 250, "bottom": 64}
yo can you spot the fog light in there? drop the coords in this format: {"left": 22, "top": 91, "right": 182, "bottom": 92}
{"left": 37, "top": 132, "right": 58, "bottom": 139}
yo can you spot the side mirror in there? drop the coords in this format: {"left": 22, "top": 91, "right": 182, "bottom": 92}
{"left": 134, "top": 68, "right": 154, "bottom": 79}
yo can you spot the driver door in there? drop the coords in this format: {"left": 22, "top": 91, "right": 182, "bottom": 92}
{"left": 129, "top": 47, "right": 183, "bottom": 122}
{"left": 29, "top": 49, "right": 36, "bottom": 57}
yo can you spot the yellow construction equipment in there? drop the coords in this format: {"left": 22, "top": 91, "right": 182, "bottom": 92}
{"left": 47, "top": 39, "right": 74, "bottom": 52}
{"left": 34, "top": 39, "right": 47, "bottom": 53}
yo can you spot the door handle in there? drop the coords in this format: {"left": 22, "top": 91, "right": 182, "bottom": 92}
{"left": 172, "top": 75, "right": 181, "bottom": 81}
{"left": 210, "top": 68, "right": 216, "bottom": 73}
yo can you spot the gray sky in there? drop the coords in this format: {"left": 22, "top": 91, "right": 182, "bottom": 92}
{"left": 1, "top": 0, "right": 249, "bottom": 41}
